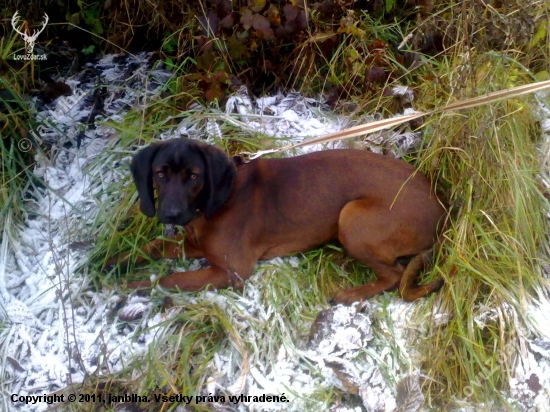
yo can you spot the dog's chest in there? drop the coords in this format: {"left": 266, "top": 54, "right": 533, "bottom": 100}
{"left": 184, "top": 223, "right": 201, "bottom": 247}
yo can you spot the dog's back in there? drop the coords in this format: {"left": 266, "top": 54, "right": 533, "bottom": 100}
{"left": 219, "top": 150, "right": 444, "bottom": 261}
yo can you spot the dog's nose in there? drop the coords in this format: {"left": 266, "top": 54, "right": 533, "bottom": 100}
{"left": 164, "top": 208, "right": 183, "bottom": 220}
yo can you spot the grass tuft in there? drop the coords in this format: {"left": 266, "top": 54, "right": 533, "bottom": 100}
{"left": 411, "top": 49, "right": 550, "bottom": 406}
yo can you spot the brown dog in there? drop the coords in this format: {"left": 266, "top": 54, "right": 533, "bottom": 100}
{"left": 111, "top": 138, "right": 445, "bottom": 304}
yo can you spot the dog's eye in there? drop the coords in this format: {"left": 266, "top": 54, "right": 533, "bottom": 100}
{"left": 190, "top": 173, "right": 198, "bottom": 180}
{"left": 156, "top": 171, "right": 165, "bottom": 179}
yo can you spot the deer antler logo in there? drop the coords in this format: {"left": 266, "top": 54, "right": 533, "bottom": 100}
{"left": 11, "top": 11, "right": 49, "bottom": 56}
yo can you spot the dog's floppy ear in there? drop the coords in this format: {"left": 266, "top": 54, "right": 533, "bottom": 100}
{"left": 199, "top": 144, "right": 237, "bottom": 219}
{"left": 130, "top": 143, "right": 162, "bottom": 217}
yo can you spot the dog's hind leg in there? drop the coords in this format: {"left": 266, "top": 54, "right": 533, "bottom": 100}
{"left": 333, "top": 198, "right": 440, "bottom": 304}
{"left": 332, "top": 199, "right": 406, "bottom": 304}
{"left": 398, "top": 250, "right": 443, "bottom": 302}
{"left": 331, "top": 261, "right": 403, "bottom": 304}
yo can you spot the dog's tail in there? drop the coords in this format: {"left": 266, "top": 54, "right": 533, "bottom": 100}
{"left": 398, "top": 248, "right": 444, "bottom": 302}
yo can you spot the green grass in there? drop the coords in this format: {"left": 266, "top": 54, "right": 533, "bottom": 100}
{"left": 0, "top": 32, "right": 41, "bottom": 232}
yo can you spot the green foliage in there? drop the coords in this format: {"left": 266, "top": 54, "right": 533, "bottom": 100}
{"left": 66, "top": 1, "right": 103, "bottom": 36}
{"left": 81, "top": 44, "right": 95, "bottom": 55}
{"left": 162, "top": 34, "right": 178, "bottom": 54}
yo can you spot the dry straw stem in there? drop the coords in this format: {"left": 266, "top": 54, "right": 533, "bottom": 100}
{"left": 245, "top": 79, "right": 550, "bottom": 159}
